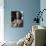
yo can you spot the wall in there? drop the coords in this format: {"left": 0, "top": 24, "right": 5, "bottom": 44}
{"left": 40, "top": 0, "right": 46, "bottom": 27}
{"left": 4, "top": 0, "right": 40, "bottom": 42}
{"left": 0, "top": 0, "right": 4, "bottom": 42}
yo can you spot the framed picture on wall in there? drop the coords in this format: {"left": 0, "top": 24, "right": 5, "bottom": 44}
{"left": 11, "top": 11, "right": 24, "bottom": 27}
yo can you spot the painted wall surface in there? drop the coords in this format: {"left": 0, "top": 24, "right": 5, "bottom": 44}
{"left": 4, "top": 0, "right": 40, "bottom": 42}
{"left": 0, "top": 0, "right": 4, "bottom": 42}
{"left": 40, "top": 0, "right": 46, "bottom": 27}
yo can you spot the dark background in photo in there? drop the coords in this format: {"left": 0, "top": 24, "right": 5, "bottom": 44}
{"left": 11, "top": 11, "right": 23, "bottom": 27}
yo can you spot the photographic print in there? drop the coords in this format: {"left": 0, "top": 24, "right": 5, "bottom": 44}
{"left": 11, "top": 11, "right": 24, "bottom": 27}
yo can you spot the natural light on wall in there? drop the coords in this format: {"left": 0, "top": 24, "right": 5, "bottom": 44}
{"left": 0, "top": 0, "right": 4, "bottom": 42}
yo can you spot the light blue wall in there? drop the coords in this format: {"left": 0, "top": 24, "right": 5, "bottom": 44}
{"left": 4, "top": 0, "right": 40, "bottom": 42}
{"left": 40, "top": 0, "right": 46, "bottom": 27}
